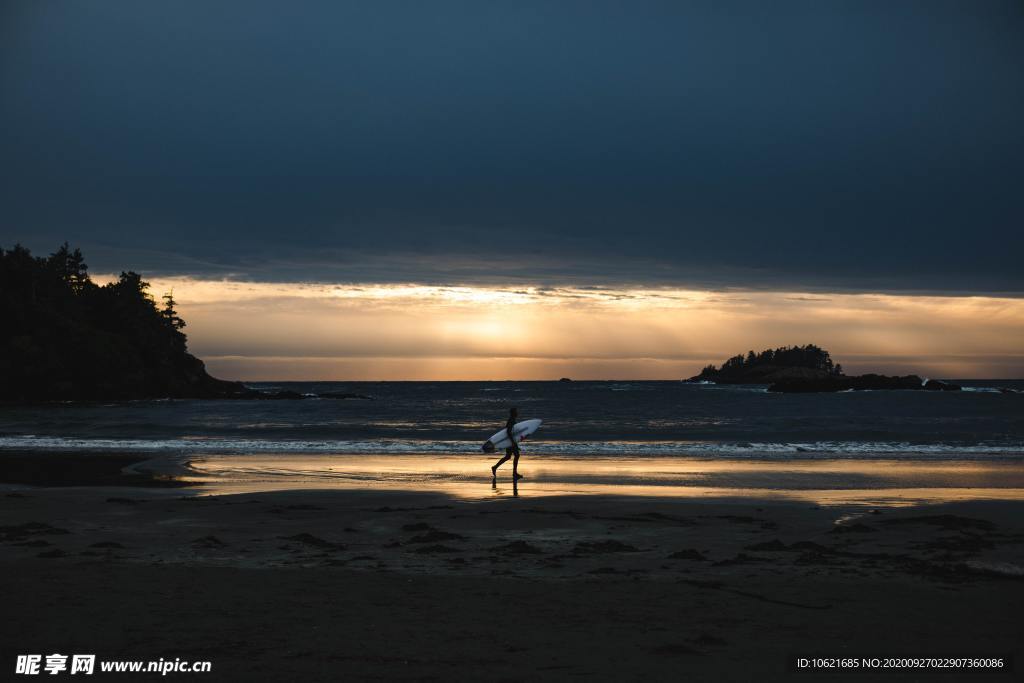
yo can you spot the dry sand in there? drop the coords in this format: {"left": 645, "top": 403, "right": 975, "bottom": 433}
{"left": 1, "top": 456, "right": 1022, "bottom": 681}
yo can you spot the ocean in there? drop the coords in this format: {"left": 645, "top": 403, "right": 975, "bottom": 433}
{"left": 3, "top": 380, "right": 1023, "bottom": 503}
{"left": 3, "top": 380, "right": 1023, "bottom": 456}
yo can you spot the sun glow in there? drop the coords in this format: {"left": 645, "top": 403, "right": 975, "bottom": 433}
{"left": 97, "top": 276, "right": 1024, "bottom": 380}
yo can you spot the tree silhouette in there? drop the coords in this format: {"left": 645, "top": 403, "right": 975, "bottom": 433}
{"left": 0, "top": 243, "right": 242, "bottom": 400}
{"left": 161, "top": 291, "right": 186, "bottom": 331}
{"left": 48, "top": 242, "right": 90, "bottom": 294}
{"left": 697, "top": 344, "right": 844, "bottom": 381}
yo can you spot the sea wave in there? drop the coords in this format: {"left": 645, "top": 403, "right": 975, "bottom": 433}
{"left": 2, "top": 435, "right": 1022, "bottom": 460}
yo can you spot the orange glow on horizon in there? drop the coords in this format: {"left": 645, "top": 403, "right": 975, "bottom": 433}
{"left": 96, "top": 276, "right": 1024, "bottom": 380}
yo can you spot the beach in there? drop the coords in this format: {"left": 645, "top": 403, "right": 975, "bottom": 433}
{"left": 3, "top": 382, "right": 1023, "bottom": 679}
{"left": 2, "top": 452, "right": 1023, "bottom": 681}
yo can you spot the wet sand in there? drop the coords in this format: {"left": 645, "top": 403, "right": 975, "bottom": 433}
{"left": 2, "top": 473, "right": 1023, "bottom": 680}
{"left": 177, "top": 450, "right": 1024, "bottom": 508}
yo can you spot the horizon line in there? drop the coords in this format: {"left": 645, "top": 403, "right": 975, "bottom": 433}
{"left": 234, "top": 377, "right": 1024, "bottom": 383}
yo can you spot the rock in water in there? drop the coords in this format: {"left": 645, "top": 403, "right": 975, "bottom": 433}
{"left": 923, "top": 379, "right": 962, "bottom": 391}
{"left": 769, "top": 374, "right": 930, "bottom": 393}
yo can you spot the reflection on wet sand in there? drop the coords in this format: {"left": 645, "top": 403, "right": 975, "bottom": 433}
{"left": 178, "top": 454, "right": 1024, "bottom": 507}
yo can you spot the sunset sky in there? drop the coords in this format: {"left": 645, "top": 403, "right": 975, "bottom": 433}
{"left": 88, "top": 277, "right": 1021, "bottom": 380}
{"left": 4, "top": 2, "right": 1023, "bottom": 379}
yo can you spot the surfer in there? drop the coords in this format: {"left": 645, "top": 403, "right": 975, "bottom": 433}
{"left": 491, "top": 407, "right": 524, "bottom": 482}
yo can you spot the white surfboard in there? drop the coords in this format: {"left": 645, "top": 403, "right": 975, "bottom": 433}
{"left": 482, "top": 418, "right": 542, "bottom": 453}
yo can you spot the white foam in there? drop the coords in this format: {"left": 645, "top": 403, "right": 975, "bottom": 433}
{"left": 1, "top": 435, "right": 1022, "bottom": 460}
{"left": 965, "top": 560, "right": 1024, "bottom": 578}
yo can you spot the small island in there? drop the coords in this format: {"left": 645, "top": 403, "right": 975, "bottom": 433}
{"left": 688, "top": 344, "right": 961, "bottom": 392}
{"left": 690, "top": 344, "right": 843, "bottom": 384}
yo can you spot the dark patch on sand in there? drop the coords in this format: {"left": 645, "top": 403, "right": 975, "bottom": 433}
{"left": 413, "top": 544, "right": 460, "bottom": 554}
{"left": 921, "top": 535, "right": 994, "bottom": 554}
{"left": 595, "top": 514, "right": 695, "bottom": 526}
{"left": 0, "top": 522, "right": 71, "bottom": 543}
{"left": 680, "top": 579, "right": 832, "bottom": 610}
{"left": 490, "top": 541, "right": 544, "bottom": 555}
{"left": 708, "top": 514, "right": 779, "bottom": 531}
{"left": 408, "top": 530, "right": 465, "bottom": 544}
{"left": 650, "top": 643, "right": 703, "bottom": 656}
{"left": 745, "top": 539, "right": 789, "bottom": 552}
{"left": 790, "top": 541, "right": 830, "bottom": 552}
{"left": 574, "top": 540, "right": 639, "bottom": 554}
{"left": 713, "top": 553, "right": 771, "bottom": 567}
{"left": 280, "top": 533, "right": 345, "bottom": 550}
{"left": 0, "top": 452, "right": 190, "bottom": 488}
{"left": 667, "top": 549, "right": 706, "bottom": 561}
{"left": 881, "top": 515, "right": 995, "bottom": 532}
{"left": 522, "top": 508, "right": 585, "bottom": 520}
{"left": 192, "top": 536, "right": 227, "bottom": 549}
{"left": 829, "top": 523, "right": 876, "bottom": 534}
{"left": 692, "top": 633, "right": 727, "bottom": 646}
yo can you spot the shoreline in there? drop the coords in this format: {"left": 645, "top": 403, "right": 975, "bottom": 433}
{"left": 4, "top": 450, "right": 1024, "bottom": 508}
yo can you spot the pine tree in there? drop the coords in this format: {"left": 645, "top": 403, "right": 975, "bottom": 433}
{"left": 47, "top": 243, "right": 89, "bottom": 293}
{"left": 161, "top": 291, "right": 186, "bottom": 330}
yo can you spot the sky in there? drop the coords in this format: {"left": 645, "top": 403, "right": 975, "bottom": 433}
{"left": 3, "top": 2, "right": 1024, "bottom": 378}
{"left": 122, "top": 279, "right": 1023, "bottom": 380}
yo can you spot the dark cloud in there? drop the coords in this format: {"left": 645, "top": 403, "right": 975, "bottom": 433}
{"left": 2, "top": 1, "right": 1022, "bottom": 292}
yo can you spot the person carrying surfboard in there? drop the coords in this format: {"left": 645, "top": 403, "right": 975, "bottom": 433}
{"left": 491, "top": 407, "right": 524, "bottom": 482}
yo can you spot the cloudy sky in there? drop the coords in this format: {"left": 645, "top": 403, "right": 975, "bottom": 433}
{"left": 3, "top": 2, "right": 1023, "bottom": 378}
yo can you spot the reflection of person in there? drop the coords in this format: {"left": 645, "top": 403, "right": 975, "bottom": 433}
{"left": 491, "top": 407, "right": 523, "bottom": 482}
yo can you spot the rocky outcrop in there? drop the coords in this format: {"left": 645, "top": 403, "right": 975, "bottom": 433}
{"left": 923, "top": 379, "right": 962, "bottom": 391}
{"left": 689, "top": 344, "right": 842, "bottom": 384}
{"left": 767, "top": 374, "right": 961, "bottom": 393}
{"left": 692, "top": 344, "right": 965, "bottom": 394}
{"left": 702, "top": 366, "right": 835, "bottom": 384}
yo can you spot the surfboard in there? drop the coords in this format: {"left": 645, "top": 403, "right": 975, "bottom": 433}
{"left": 482, "top": 418, "right": 542, "bottom": 453}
